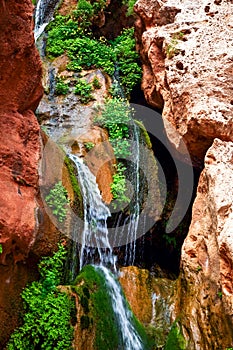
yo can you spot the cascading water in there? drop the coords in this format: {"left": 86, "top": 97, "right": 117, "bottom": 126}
{"left": 97, "top": 265, "right": 144, "bottom": 350}
{"left": 68, "top": 152, "right": 145, "bottom": 350}
{"left": 34, "top": 0, "right": 60, "bottom": 41}
{"left": 68, "top": 154, "right": 116, "bottom": 271}
{"left": 124, "top": 122, "right": 140, "bottom": 265}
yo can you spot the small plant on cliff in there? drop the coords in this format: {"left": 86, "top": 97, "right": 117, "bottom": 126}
{"left": 45, "top": 181, "right": 69, "bottom": 223}
{"left": 165, "top": 32, "right": 184, "bottom": 59}
{"left": 164, "top": 320, "right": 186, "bottom": 350}
{"left": 0, "top": 244, "right": 2, "bottom": 254}
{"left": 92, "top": 76, "right": 101, "bottom": 89}
{"left": 111, "top": 163, "right": 130, "bottom": 209}
{"left": 84, "top": 142, "right": 95, "bottom": 150}
{"left": 74, "top": 79, "right": 94, "bottom": 104}
{"left": 94, "top": 97, "right": 133, "bottom": 209}
{"left": 122, "top": 0, "right": 137, "bottom": 16}
{"left": 55, "top": 77, "right": 69, "bottom": 95}
{"left": 7, "top": 244, "right": 75, "bottom": 350}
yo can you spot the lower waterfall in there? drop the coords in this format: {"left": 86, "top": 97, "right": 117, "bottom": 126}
{"left": 68, "top": 153, "right": 145, "bottom": 350}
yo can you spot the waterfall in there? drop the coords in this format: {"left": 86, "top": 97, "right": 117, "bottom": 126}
{"left": 34, "top": 0, "right": 60, "bottom": 41}
{"left": 68, "top": 154, "right": 116, "bottom": 271}
{"left": 124, "top": 122, "right": 140, "bottom": 265}
{"left": 68, "top": 153, "right": 145, "bottom": 350}
{"left": 97, "top": 266, "right": 144, "bottom": 350}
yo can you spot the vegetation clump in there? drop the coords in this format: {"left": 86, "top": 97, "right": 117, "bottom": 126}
{"left": 46, "top": 13, "right": 141, "bottom": 96}
{"left": 55, "top": 77, "right": 69, "bottom": 95}
{"left": 94, "top": 97, "right": 133, "bottom": 209}
{"left": 74, "top": 78, "right": 94, "bottom": 104}
{"left": 45, "top": 181, "right": 69, "bottom": 223}
{"left": 7, "top": 244, "right": 75, "bottom": 350}
{"left": 73, "top": 265, "right": 150, "bottom": 350}
{"left": 164, "top": 320, "right": 186, "bottom": 350}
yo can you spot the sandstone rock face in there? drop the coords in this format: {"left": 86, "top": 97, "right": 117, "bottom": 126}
{"left": 0, "top": 0, "right": 43, "bottom": 263}
{"left": 119, "top": 266, "right": 177, "bottom": 348}
{"left": 38, "top": 64, "right": 115, "bottom": 203}
{"left": 135, "top": 0, "right": 233, "bottom": 348}
{"left": 135, "top": 0, "right": 233, "bottom": 167}
{"left": 0, "top": 0, "right": 43, "bottom": 345}
{"left": 180, "top": 139, "right": 233, "bottom": 349}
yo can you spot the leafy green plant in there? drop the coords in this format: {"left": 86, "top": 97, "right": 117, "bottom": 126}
{"left": 94, "top": 97, "right": 133, "bottom": 208}
{"left": 84, "top": 142, "right": 95, "bottom": 150}
{"left": 92, "top": 76, "right": 101, "bottom": 89}
{"left": 72, "top": 0, "right": 108, "bottom": 30}
{"left": 165, "top": 32, "right": 184, "bottom": 59}
{"left": 0, "top": 244, "right": 2, "bottom": 254}
{"left": 196, "top": 265, "right": 202, "bottom": 272}
{"left": 74, "top": 79, "right": 94, "bottom": 104}
{"left": 55, "top": 77, "right": 69, "bottom": 95}
{"left": 46, "top": 16, "right": 141, "bottom": 95}
{"left": 111, "top": 163, "right": 130, "bottom": 209}
{"left": 45, "top": 181, "right": 69, "bottom": 222}
{"left": 164, "top": 320, "right": 186, "bottom": 350}
{"left": 217, "top": 291, "right": 223, "bottom": 299}
{"left": 7, "top": 244, "right": 75, "bottom": 350}
{"left": 122, "top": 0, "right": 137, "bottom": 16}
{"left": 111, "top": 28, "right": 142, "bottom": 96}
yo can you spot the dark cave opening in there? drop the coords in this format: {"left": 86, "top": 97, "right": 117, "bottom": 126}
{"left": 120, "top": 84, "right": 202, "bottom": 276}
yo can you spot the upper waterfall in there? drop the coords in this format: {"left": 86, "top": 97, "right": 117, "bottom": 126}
{"left": 34, "top": 0, "right": 60, "bottom": 41}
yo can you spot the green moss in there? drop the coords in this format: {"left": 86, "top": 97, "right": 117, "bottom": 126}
{"left": 74, "top": 265, "right": 119, "bottom": 350}
{"left": 74, "top": 265, "right": 151, "bottom": 350}
{"left": 64, "top": 156, "right": 83, "bottom": 219}
{"left": 164, "top": 320, "right": 186, "bottom": 350}
{"left": 134, "top": 119, "right": 152, "bottom": 149}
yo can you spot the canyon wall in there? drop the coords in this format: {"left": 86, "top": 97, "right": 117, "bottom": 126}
{"left": 0, "top": 0, "right": 43, "bottom": 345}
{"left": 135, "top": 0, "right": 233, "bottom": 348}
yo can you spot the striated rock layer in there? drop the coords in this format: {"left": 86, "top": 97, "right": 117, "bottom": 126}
{"left": 0, "top": 0, "right": 43, "bottom": 346}
{"left": 135, "top": 0, "right": 233, "bottom": 348}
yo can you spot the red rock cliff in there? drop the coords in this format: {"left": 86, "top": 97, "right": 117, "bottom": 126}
{"left": 0, "top": 0, "right": 43, "bottom": 263}
{"left": 0, "top": 0, "right": 43, "bottom": 346}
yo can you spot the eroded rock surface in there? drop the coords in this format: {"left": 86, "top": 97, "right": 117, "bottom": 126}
{"left": 135, "top": 0, "right": 233, "bottom": 348}
{"left": 135, "top": 0, "right": 233, "bottom": 167}
{"left": 180, "top": 139, "right": 233, "bottom": 349}
{"left": 0, "top": 0, "right": 43, "bottom": 345}
{"left": 0, "top": 0, "right": 43, "bottom": 265}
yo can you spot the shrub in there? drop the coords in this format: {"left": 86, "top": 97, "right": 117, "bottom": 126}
{"left": 92, "top": 76, "right": 101, "bottom": 89}
{"left": 45, "top": 181, "right": 69, "bottom": 223}
{"left": 94, "top": 98, "right": 133, "bottom": 208}
{"left": 55, "top": 77, "right": 69, "bottom": 95}
{"left": 46, "top": 16, "right": 141, "bottom": 95}
{"left": 122, "top": 0, "right": 137, "bottom": 16}
{"left": 6, "top": 245, "right": 75, "bottom": 350}
{"left": 74, "top": 79, "right": 94, "bottom": 104}
{"left": 84, "top": 142, "right": 95, "bottom": 150}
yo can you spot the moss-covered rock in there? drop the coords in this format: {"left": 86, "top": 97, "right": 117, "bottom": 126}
{"left": 73, "top": 265, "right": 151, "bottom": 350}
